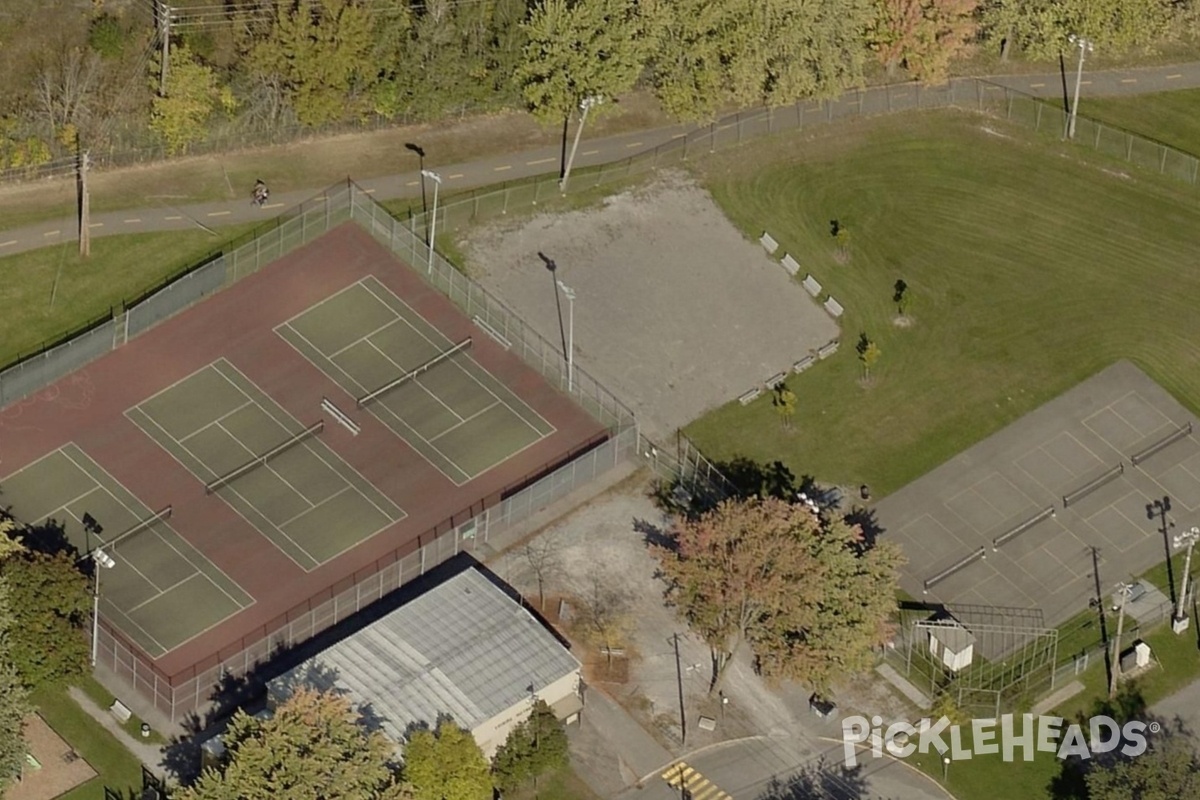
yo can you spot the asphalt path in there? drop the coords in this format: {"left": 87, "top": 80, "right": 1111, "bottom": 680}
{"left": 623, "top": 734, "right": 954, "bottom": 800}
{"left": 3, "top": 61, "right": 1200, "bottom": 256}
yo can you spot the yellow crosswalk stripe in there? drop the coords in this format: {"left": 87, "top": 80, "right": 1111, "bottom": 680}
{"left": 693, "top": 783, "right": 723, "bottom": 800}
{"left": 685, "top": 775, "right": 710, "bottom": 791}
{"left": 661, "top": 762, "right": 733, "bottom": 800}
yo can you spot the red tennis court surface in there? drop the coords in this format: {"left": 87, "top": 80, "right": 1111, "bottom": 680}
{"left": 0, "top": 222, "right": 605, "bottom": 714}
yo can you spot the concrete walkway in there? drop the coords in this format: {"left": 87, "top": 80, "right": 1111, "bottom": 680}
{"left": 66, "top": 686, "right": 166, "bottom": 780}
{"left": 3, "top": 62, "right": 1200, "bottom": 256}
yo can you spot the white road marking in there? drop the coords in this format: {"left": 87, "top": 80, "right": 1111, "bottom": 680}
{"left": 89, "top": 223, "right": 104, "bottom": 228}
{"left": 494, "top": 165, "right": 512, "bottom": 171}
{"left": 0, "top": 240, "right": 16, "bottom": 248}
{"left": 124, "top": 218, "right": 141, "bottom": 223}
{"left": 1167, "top": 74, "right": 1183, "bottom": 80}
{"left": 449, "top": 173, "right": 464, "bottom": 179}
{"left": 165, "top": 215, "right": 183, "bottom": 220}
{"left": 206, "top": 211, "right": 231, "bottom": 217}
{"left": 262, "top": 203, "right": 284, "bottom": 209}
{"left": 582, "top": 149, "right": 599, "bottom": 156}
{"left": 43, "top": 230, "right": 60, "bottom": 237}
{"left": 406, "top": 180, "right": 419, "bottom": 186}
{"left": 1120, "top": 78, "right": 1137, "bottom": 84}
{"left": 1029, "top": 83, "right": 1046, "bottom": 88}
{"left": 526, "top": 157, "right": 555, "bottom": 165}
{"left": 625, "top": 142, "right": 643, "bottom": 148}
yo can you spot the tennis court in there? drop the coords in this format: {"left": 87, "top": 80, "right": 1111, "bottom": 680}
{"left": 876, "top": 361, "right": 1200, "bottom": 628}
{"left": 0, "top": 444, "right": 253, "bottom": 658}
{"left": 275, "top": 276, "right": 555, "bottom": 485}
{"left": 125, "top": 358, "right": 405, "bottom": 571}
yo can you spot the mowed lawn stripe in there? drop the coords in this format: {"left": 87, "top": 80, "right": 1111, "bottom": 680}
{"left": 687, "top": 111, "right": 1200, "bottom": 495}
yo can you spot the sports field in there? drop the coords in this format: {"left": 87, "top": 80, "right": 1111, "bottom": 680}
{"left": 686, "top": 110, "right": 1200, "bottom": 495}
{"left": 0, "top": 222, "right": 603, "bottom": 683}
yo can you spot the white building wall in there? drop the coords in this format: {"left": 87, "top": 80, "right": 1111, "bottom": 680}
{"left": 471, "top": 669, "right": 581, "bottom": 759}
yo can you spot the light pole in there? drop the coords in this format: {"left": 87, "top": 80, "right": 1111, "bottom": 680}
{"left": 560, "top": 95, "right": 603, "bottom": 193}
{"left": 1173, "top": 526, "right": 1199, "bottom": 632}
{"left": 1066, "top": 35, "right": 1094, "bottom": 140}
{"left": 556, "top": 279, "right": 575, "bottom": 392}
{"left": 91, "top": 548, "right": 116, "bottom": 667}
{"left": 942, "top": 756, "right": 951, "bottom": 781}
{"left": 421, "top": 169, "right": 442, "bottom": 275}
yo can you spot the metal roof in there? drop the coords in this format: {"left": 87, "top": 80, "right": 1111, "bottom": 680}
{"left": 271, "top": 569, "right": 580, "bottom": 740}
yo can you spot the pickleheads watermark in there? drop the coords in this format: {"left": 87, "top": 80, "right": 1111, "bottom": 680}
{"left": 841, "top": 714, "right": 1162, "bottom": 767}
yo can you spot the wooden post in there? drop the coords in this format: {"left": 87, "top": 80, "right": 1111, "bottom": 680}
{"left": 78, "top": 149, "right": 91, "bottom": 258}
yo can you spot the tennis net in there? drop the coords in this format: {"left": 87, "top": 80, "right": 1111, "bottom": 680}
{"left": 357, "top": 337, "right": 472, "bottom": 409}
{"left": 204, "top": 420, "right": 324, "bottom": 494}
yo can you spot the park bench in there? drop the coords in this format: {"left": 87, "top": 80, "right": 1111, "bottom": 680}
{"left": 793, "top": 356, "right": 816, "bottom": 374}
{"left": 781, "top": 254, "right": 800, "bottom": 276}
{"left": 759, "top": 231, "right": 779, "bottom": 255}
{"left": 802, "top": 274, "right": 823, "bottom": 297}
{"left": 817, "top": 340, "right": 839, "bottom": 359}
{"left": 823, "top": 296, "right": 844, "bottom": 318}
{"left": 109, "top": 700, "right": 132, "bottom": 724}
{"left": 738, "top": 387, "right": 762, "bottom": 405}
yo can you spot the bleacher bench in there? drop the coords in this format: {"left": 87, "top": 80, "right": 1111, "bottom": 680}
{"left": 793, "top": 356, "right": 816, "bottom": 374}
{"left": 817, "top": 340, "right": 840, "bottom": 359}
{"left": 759, "top": 232, "right": 779, "bottom": 255}
{"left": 109, "top": 700, "right": 132, "bottom": 724}
{"left": 766, "top": 372, "right": 787, "bottom": 389}
{"left": 824, "top": 296, "right": 844, "bottom": 318}
{"left": 802, "top": 274, "right": 823, "bottom": 297}
{"left": 781, "top": 254, "right": 800, "bottom": 276}
{"left": 738, "top": 387, "right": 763, "bottom": 405}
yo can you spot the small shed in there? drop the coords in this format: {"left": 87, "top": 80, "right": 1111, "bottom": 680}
{"left": 928, "top": 621, "right": 975, "bottom": 673}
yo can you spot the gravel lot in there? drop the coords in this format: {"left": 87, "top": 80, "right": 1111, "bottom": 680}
{"left": 460, "top": 172, "right": 838, "bottom": 439}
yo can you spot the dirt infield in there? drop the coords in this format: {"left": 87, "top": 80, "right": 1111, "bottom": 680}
{"left": 6, "top": 715, "right": 96, "bottom": 800}
{"left": 461, "top": 172, "right": 839, "bottom": 438}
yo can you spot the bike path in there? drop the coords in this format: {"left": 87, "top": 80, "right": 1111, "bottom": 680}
{"left": 3, "top": 61, "right": 1200, "bottom": 257}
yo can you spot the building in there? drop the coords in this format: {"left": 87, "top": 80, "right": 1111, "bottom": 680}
{"left": 268, "top": 568, "right": 583, "bottom": 758}
{"left": 928, "top": 620, "right": 975, "bottom": 673}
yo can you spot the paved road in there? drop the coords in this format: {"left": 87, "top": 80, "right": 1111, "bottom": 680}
{"left": 1150, "top": 671, "right": 1200, "bottom": 738}
{"left": 622, "top": 735, "right": 953, "bottom": 800}
{"left": 2, "top": 61, "right": 1200, "bottom": 257}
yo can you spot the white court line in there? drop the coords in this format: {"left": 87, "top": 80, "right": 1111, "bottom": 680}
{"left": 215, "top": 418, "right": 316, "bottom": 511}
{"left": 364, "top": 338, "right": 464, "bottom": 424}
{"left": 273, "top": 278, "right": 374, "bottom": 331}
{"left": 127, "top": 572, "right": 201, "bottom": 614}
{"left": 428, "top": 401, "right": 499, "bottom": 442}
{"left": 360, "top": 278, "right": 553, "bottom": 438}
{"left": 278, "top": 486, "right": 352, "bottom": 529}
{"left": 329, "top": 315, "right": 406, "bottom": 359}
{"left": 214, "top": 361, "right": 404, "bottom": 523}
{"left": 179, "top": 398, "right": 255, "bottom": 444}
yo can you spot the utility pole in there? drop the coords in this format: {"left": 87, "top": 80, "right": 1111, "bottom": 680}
{"left": 1173, "top": 526, "right": 1199, "bottom": 633}
{"left": 78, "top": 148, "right": 91, "bottom": 258}
{"left": 158, "top": 1, "right": 172, "bottom": 96}
{"left": 1109, "top": 582, "right": 1133, "bottom": 699}
{"left": 673, "top": 633, "right": 686, "bottom": 746}
{"left": 556, "top": 280, "right": 575, "bottom": 393}
{"left": 1065, "top": 34, "right": 1093, "bottom": 140}
{"left": 560, "top": 96, "right": 602, "bottom": 193}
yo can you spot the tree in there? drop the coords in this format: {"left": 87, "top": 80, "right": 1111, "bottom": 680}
{"left": 243, "top": 0, "right": 380, "bottom": 127}
{"left": 719, "top": 0, "right": 874, "bottom": 109}
{"left": 652, "top": 497, "right": 903, "bottom": 693}
{"left": 856, "top": 333, "right": 881, "bottom": 381}
{"left": 0, "top": 548, "right": 90, "bottom": 690}
{"left": 772, "top": 385, "right": 797, "bottom": 430}
{"left": 978, "top": 0, "right": 1172, "bottom": 62}
{"left": 490, "top": 699, "right": 569, "bottom": 793}
{"left": 869, "top": 0, "right": 977, "bottom": 83}
{"left": 1085, "top": 730, "right": 1200, "bottom": 799}
{"left": 150, "top": 45, "right": 233, "bottom": 155}
{"left": 0, "top": 568, "right": 30, "bottom": 795}
{"left": 403, "top": 719, "right": 492, "bottom": 800}
{"left": 514, "top": 0, "right": 651, "bottom": 185}
{"left": 641, "top": 0, "right": 732, "bottom": 121}
{"left": 179, "top": 687, "right": 406, "bottom": 800}
{"left": 834, "top": 224, "right": 851, "bottom": 259}
{"left": 572, "top": 572, "right": 633, "bottom": 664}
{"left": 893, "top": 278, "right": 908, "bottom": 315}
{"left": 520, "top": 532, "right": 563, "bottom": 610}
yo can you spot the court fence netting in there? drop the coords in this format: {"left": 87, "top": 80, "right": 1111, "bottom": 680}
{"left": 29, "top": 72, "right": 1189, "bottom": 716}
{"left": 25, "top": 177, "right": 733, "bottom": 722}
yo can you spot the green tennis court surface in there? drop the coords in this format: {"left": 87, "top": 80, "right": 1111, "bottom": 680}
{"left": 126, "top": 358, "right": 405, "bottom": 571}
{"left": 0, "top": 444, "right": 253, "bottom": 658}
{"left": 275, "top": 276, "right": 556, "bottom": 485}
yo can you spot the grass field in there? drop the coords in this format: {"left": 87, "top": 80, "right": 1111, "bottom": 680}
{"left": 32, "top": 685, "right": 144, "bottom": 800}
{"left": 1087, "top": 88, "right": 1200, "bottom": 155}
{"left": 0, "top": 224, "right": 254, "bottom": 368}
{"left": 686, "top": 110, "right": 1200, "bottom": 496}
